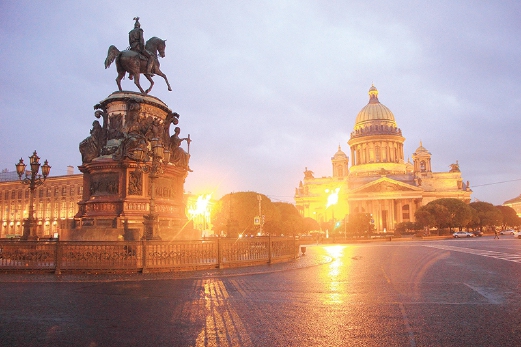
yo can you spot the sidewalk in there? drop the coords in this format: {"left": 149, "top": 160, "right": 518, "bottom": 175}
{"left": 0, "top": 245, "right": 332, "bottom": 283}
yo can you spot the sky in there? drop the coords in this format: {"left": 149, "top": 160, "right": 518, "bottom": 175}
{"left": 1, "top": 0, "right": 520, "bottom": 205}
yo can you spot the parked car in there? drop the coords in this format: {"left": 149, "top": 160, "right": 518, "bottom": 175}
{"left": 513, "top": 231, "right": 521, "bottom": 239}
{"left": 453, "top": 231, "right": 474, "bottom": 238}
{"left": 471, "top": 230, "right": 484, "bottom": 237}
{"left": 500, "top": 229, "right": 515, "bottom": 235}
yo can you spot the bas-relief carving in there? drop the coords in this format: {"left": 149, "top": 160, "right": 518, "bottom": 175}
{"left": 90, "top": 174, "right": 119, "bottom": 196}
{"left": 128, "top": 170, "right": 143, "bottom": 195}
{"left": 361, "top": 181, "right": 414, "bottom": 193}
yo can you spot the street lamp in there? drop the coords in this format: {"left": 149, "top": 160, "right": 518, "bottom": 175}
{"left": 325, "top": 188, "right": 340, "bottom": 238}
{"left": 257, "top": 194, "right": 263, "bottom": 235}
{"left": 16, "top": 151, "right": 51, "bottom": 240}
{"left": 134, "top": 138, "right": 170, "bottom": 240}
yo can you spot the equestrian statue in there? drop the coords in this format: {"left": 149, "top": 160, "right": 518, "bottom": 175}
{"left": 104, "top": 17, "right": 172, "bottom": 94}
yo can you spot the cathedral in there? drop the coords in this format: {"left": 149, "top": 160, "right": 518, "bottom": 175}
{"left": 295, "top": 85, "right": 472, "bottom": 232}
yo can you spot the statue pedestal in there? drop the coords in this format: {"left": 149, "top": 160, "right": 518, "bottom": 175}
{"left": 75, "top": 91, "right": 191, "bottom": 240}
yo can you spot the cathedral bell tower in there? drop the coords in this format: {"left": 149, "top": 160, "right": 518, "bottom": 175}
{"left": 412, "top": 141, "right": 432, "bottom": 175}
{"left": 331, "top": 145, "right": 349, "bottom": 178}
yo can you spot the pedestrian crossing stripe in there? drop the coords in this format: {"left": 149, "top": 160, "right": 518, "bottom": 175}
{"left": 423, "top": 244, "right": 521, "bottom": 264}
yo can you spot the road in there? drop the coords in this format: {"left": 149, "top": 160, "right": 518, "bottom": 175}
{"left": 1, "top": 236, "right": 520, "bottom": 346}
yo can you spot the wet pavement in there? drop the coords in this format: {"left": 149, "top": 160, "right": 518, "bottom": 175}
{"left": 1, "top": 238, "right": 521, "bottom": 346}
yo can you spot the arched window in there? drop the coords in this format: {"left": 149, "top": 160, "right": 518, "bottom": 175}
{"left": 420, "top": 161, "right": 426, "bottom": 172}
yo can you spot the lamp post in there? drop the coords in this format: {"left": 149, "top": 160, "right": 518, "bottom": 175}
{"left": 134, "top": 138, "right": 170, "bottom": 240}
{"left": 16, "top": 151, "right": 51, "bottom": 240}
{"left": 257, "top": 194, "right": 263, "bottom": 235}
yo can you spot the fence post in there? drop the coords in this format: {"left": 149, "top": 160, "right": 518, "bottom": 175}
{"left": 217, "top": 237, "right": 223, "bottom": 269}
{"left": 141, "top": 240, "right": 148, "bottom": 273}
{"left": 268, "top": 234, "right": 272, "bottom": 264}
{"left": 54, "top": 239, "right": 62, "bottom": 275}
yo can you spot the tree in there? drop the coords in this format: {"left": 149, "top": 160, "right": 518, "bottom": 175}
{"left": 469, "top": 202, "right": 502, "bottom": 231}
{"left": 496, "top": 205, "right": 521, "bottom": 229}
{"left": 416, "top": 203, "right": 450, "bottom": 230}
{"left": 273, "top": 202, "right": 304, "bottom": 236}
{"left": 210, "top": 192, "right": 278, "bottom": 237}
{"left": 415, "top": 198, "right": 472, "bottom": 232}
{"left": 345, "top": 213, "right": 374, "bottom": 237}
{"left": 302, "top": 217, "right": 320, "bottom": 234}
{"left": 414, "top": 206, "right": 437, "bottom": 229}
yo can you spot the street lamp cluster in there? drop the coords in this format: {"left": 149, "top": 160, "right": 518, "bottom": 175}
{"left": 133, "top": 138, "right": 170, "bottom": 240}
{"left": 187, "top": 194, "right": 212, "bottom": 234}
{"left": 15, "top": 151, "right": 51, "bottom": 240}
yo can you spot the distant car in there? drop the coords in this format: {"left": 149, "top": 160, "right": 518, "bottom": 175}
{"left": 471, "top": 230, "right": 484, "bottom": 237}
{"left": 513, "top": 231, "right": 521, "bottom": 239}
{"left": 500, "top": 229, "right": 515, "bottom": 235}
{"left": 453, "top": 231, "right": 474, "bottom": 238}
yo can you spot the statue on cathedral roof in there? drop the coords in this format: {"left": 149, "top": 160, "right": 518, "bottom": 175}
{"left": 449, "top": 161, "right": 460, "bottom": 172}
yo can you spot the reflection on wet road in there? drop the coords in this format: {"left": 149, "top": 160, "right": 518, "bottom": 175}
{"left": 1, "top": 238, "right": 521, "bottom": 346}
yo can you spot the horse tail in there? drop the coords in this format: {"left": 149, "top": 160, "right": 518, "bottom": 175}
{"left": 105, "top": 45, "right": 120, "bottom": 69}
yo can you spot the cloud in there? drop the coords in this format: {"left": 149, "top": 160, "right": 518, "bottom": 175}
{"left": 1, "top": 0, "right": 520, "bottom": 205}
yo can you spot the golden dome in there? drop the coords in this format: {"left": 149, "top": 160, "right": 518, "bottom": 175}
{"left": 354, "top": 85, "right": 397, "bottom": 131}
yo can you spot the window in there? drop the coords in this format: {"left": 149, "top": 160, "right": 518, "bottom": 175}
{"left": 402, "top": 204, "right": 410, "bottom": 221}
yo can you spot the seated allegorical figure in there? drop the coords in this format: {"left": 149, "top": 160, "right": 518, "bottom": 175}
{"left": 169, "top": 127, "right": 191, "bottom": 171}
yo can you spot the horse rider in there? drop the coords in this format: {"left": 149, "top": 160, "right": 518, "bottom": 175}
{"left": 129, "top": 17, "right": 153, "bottom": 75}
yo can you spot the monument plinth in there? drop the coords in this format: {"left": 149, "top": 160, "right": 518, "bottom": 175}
{"left": 75, "top": 91, "right": 192, "bottom": 240}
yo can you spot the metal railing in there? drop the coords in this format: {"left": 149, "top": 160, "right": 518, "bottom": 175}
{"left": 0, "top": 236, "right": 300, "bottom": 274}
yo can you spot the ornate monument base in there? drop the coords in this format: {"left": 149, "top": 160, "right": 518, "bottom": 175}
{"left": 74, "top": 91, "right": 193, "bottom": 240}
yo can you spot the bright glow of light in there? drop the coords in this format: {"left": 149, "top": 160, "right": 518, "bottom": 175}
{"left": 321, "top": 245, "right": 349, "bottom": 305}
{"left": 188, "top": 194, "right": 212, "bottom": 217}
{"left": 324, "top": 245, "right": 345, "bottom": 259}
{"left": 326, "top": 187, "right": 340, "bottom": 208}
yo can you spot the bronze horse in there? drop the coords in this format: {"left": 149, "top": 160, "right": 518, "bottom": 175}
{"left": 105, "top": 37, "right": 172, "bottom": 94}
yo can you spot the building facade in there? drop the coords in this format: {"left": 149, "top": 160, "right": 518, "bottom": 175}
{"left": 295, "top": 85, "right": 472, "bottom": 231}
{"left": 503, "top": 195, "right": 521, "bottom": 217}
{"left": 0, "top": 172, "right": 83, "bottom": 238}
{"left": 0, "top": 171, "right": 210, "bottom": 239}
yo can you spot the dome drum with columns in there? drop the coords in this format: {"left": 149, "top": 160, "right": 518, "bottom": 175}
{"left": 295, "top": 85, "right": 472, "bottom": 232}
